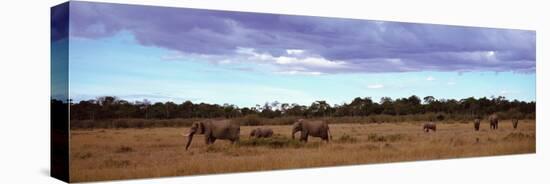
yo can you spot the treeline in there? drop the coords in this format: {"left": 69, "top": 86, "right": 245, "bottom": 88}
{"left": 68, "top": 95, "right": 535, "bottom": 121}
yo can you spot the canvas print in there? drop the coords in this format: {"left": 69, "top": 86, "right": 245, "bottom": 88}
{"left": 51, "top": 1, "right": 536, "bottom": 182}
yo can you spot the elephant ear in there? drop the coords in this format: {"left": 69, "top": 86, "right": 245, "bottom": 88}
{"left": 297, "top": 120, "right": 303, "bottom": 128}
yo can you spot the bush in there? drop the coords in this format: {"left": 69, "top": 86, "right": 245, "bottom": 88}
{"left": 272, "top": 116, "right": 298, "bottom": 125}
{"left": 503, "top": 132, "right": 535, "bottom": 141}
{"left": 71, "top": 118, "right": 197, "bottom": 129}
{"left": 234, "top": 114, "right": 262, "bottom": 126}
{"left": 115, "top": 146, "right": 134, "bottom": 153}
{"left": 239, "top": 136, "right": 305, "bottom": 148}
{"left": 336, "top": 134, "right": 358, "bottom": 143}
{"left": 70, "top": 112, "right": 535, "bottom": 130}
{"left": 367, "top": 133, "right": 406, "bottom": 142}
{"left": 103, "top": 159, "right": 130, "bottom": 168}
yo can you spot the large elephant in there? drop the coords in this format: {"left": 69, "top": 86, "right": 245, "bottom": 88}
{"left": 489, "top": 114, "right": 499, "bottom": 130}
{"left": 512, "top": 119, "right": 519, "bottom": 129}
{"left": 291, "top": 119, "right": 331, "bottom": 142}
{"left": 423, "top": 122, "right": 436, "bottom": 132}
{"left": 474, "top": 118, "right": 481, "bottom": 131}
{"left": 250, "top": 127, "right": 274, "bottom": 138}
{"left": 182, "top": 120, "right": 240, "bottom": 150}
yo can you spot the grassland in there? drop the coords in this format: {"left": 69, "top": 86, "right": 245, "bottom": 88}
{"left": 70, "top": 120, "right": 535, "bottom": 182}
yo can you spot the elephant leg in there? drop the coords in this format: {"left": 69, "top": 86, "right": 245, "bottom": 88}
{"left": 231, "top": 136, "right": 239, "bottom": 144}
{"left": 299, "top": 136, "right": 306, "bottom": 142}
{"left": 210, "top": 137, "right": 216, "bottom": 144}
{"left": 300, "top": 132, "right": 308, "bottom": 142}
{"left": 204, "top": 130, "right": 213, "bottom": 144}
{"left": 322, "top": 136, "right": 329, "bottom": 143}
{"left": 204, "top": 135, "right": 211, "bottom": 145}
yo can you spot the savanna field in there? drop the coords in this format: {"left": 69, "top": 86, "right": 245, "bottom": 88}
{"left": 70, "top": 119, "right": 535, "bottom": 182}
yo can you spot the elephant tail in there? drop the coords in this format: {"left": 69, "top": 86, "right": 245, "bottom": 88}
{"left": 327, "top": 126, "right": 333, "bottom": 141}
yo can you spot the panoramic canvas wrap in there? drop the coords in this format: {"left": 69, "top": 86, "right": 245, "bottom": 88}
{"left": 51, "top": 1, "right": 536, "bottom": 182}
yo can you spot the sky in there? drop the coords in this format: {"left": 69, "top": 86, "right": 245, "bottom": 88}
{"left": 53, "top": 1, "right": 536, "bottom": 107}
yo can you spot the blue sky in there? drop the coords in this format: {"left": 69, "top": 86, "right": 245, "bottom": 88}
{"left": 61, "top": 2, "right": 536, "bottom": 107}
{"left": 68, "top": 31, "right": 535, "bottom": 107}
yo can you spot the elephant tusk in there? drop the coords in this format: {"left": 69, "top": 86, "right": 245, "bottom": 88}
{"left": 181, "top": 133, "right": 191, "bottom": 137}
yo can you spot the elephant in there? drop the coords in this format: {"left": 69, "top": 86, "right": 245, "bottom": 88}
{"left": 512, "top": 119, "right": 519, "bottom": 129}
{"left": 474, "top": 118, "right": 481, "bottom": 131}
{"left": 291, "top": 119, "right": 331, "bottom": 142}
{"left": 423, "top": 122, "right": 436, "bottom": 132}
{"left": 182, "top": 120, "right": 240, "bottom": 150}
{"left": 250, "top": 127, "right": 274, "bottom": 138}
{"left": 489, "top": 114, "right": 499, "bottom": 130}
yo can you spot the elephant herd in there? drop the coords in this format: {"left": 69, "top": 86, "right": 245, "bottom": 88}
{"left": 476, "top": 113, "right": 521, "bottom": 131}
{"left": 183, "top": 114, "right": 521, "bottom": 150}
{"left": 422, "top": 113, "right": 520, "bottom": 133}
{"left": 183, "top": 119, "right": 331, "bottom": 150}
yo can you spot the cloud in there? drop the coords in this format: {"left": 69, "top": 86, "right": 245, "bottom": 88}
{"left": 69, "top": 1, "right": 536, "bottom": 74}
{"left": 286, "top": 49, "right": 305, "bottom": 55}
{"left": 168, "top": 47, "right": 349, "bottom": 75}
{"left": 236, "top": 47, "right": 348, "bottom": 68}
{"left": 426, "top": 76, "right": 436, "bottom": 81}
{"left": 367, "top": 84, "right": 384, "bottom": 89}
{"left": 447, "top": 81, "right": 456, "bottom": 85}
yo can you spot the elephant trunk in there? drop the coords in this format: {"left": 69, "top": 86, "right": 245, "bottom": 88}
{"left": 185, "top": 132, "right": 195, "bottom": 150}
{"left": 291, "top": 129, "right": 297, "bottom": 139}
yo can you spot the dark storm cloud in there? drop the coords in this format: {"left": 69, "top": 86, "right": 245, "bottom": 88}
{"left": 68, "top": 1, "right": 536, "bottom": 73}
{"left": 51, "top": 2, "right": 69, "bottom": 41}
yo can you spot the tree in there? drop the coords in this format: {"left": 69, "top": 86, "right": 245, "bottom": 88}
{"left": 69, "top": 95, "right": 536, "bottom": 121}
{"left": 423, "top": 96, "right": 435, "bottom": 104}
{"left": 281, "top": 103, "right": 289, "bottom": 115}
{"left": 164, "top": 102, "right": 177, "bottom": 118}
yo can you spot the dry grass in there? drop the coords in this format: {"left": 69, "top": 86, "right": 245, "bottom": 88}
{"left": 70, "top": 120, "right": 535, "bottom": 182}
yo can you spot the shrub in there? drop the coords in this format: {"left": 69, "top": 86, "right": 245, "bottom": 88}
{"left": 503, "top": 132, "right": 535, "bottom": 141}
{"left": 367, "top": 133, "right": 405, "bottom": 142}
{"left": 103, "top": 159, "right": 130, "bottom": 168}
{"left": 74, "top": 152, "right": 93, "bottom": 159}
{"left": 234, "top": 115, "right": 262, "bottom": 126}
{"left": 239, "top": 136, "right": 304, "bottom": 148}
{"left": 115, "top": 146, "right": 134, "bottom": 153}
{"left": 336, "top": 134, "right": 358, "bottom": 143}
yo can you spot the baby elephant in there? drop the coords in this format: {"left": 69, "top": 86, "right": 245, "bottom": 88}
{"left": 474, "top": 118, "right": 481, "bottom": 131}
{"left": 423, "top": 122, "right": 437, "bottom": 132}
{"left": 250, "top": 127, "right": 274, "bottom": 138}
{"left": 512, "top": 119, "right": 519, "bottom": 129}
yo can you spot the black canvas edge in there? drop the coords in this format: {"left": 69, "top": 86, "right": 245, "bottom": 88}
{"left": 51, "top": 1, "right": 70, "bottom": 183}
